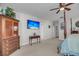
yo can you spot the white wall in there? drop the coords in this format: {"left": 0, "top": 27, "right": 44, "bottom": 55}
{"left": 41, "top": 20, "right": 54, "bottom": 40}
{"left": 16, "top": 12, "right": 54, "bottom": 46}
{"left": 16, "top": 12, "right": 40, "bottom": 46}
{"left": 59, "top": 19, "right": 64, "bottom": 40}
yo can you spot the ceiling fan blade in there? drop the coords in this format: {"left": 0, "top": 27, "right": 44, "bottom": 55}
{"left": 65, "top": 3, "right": 74, "bottom": 6}
{"left": 65, "top": 8, "right": 71, "bottom": 11}
{"left": 56, "top": 10, "right": 60, "bottom": 14}
{"left": 49, "top": 8, "right": 59, "bottom": 11}
{"left": 59, "top": 3, "right": 63, "bottom": 7}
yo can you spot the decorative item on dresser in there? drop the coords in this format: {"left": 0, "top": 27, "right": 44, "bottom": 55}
{"left": 71, "top": 31, "right": 79, "bottom": 34}
{"left": 0, "top": 14, "right": 20, "bottom": 56}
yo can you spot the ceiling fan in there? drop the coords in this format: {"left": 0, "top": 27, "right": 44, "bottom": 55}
{"left": 49, "top": 3, "right": 73, "bottom": 14}
{"left": 50, "top": 3, "right": 74, "bottom": 39}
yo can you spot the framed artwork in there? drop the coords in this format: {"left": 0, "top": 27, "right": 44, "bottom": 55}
{"left": 75, "top": 21, "right": 79, "bottom": 27}
{"left": 48, "top": 25, "right": 50, "bottom": 28}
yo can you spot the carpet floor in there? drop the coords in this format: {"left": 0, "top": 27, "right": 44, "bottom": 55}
{"left": 10, "top": 38, "right": 62, "bottom": 56}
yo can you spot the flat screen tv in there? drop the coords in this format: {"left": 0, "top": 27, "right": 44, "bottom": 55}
{"left": 27, "top": 20, "right": 40, "bottom": 29}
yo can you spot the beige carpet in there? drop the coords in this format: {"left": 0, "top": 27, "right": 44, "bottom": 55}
{"left": 10, "top": 38, "right": 62, "bottom": 56}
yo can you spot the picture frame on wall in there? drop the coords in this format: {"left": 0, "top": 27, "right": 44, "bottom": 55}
{"left": 75, "top": 21, "right": 79, "bottom": 27}
{"left": 48, "top": 25, "right": 50, "bottom": 29}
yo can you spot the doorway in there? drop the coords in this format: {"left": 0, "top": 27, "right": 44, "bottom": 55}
{"left": 53, "top": 21, "right": 59, "bottom": 38}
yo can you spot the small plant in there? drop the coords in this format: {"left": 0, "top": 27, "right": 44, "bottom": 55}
{"left": 5, "top": 7, "right": 16, "bottom": 18}
{"left": 0, "top": 8, "right": 3, "bottom": 14}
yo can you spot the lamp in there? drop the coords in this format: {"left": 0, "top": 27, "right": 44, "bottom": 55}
{"left": 14, "top": 26, "right": 18, "bottom": 31}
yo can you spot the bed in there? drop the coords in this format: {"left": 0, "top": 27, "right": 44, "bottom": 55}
{"left": 58, "top": 34, "right": 79, "bottom": 56}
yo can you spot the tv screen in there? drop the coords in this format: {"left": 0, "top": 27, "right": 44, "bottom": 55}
{"left": 27, "top": 20, "right": 40, "bottom": 29}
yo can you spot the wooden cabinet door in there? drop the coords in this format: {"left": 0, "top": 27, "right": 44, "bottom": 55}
{"left": 0, "top": 16, "right": 2, "bottom": 38}
{"left": 5, "top": 19, "right": 13, "bottom": 38}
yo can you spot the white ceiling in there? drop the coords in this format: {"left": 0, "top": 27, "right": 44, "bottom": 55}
{"left": 1, "top": 3, "right": 79, "bottom": 21}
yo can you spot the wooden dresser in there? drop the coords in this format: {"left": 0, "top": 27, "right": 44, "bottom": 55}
{"left": 0, "top": 14, "right": 20, "bottom": 56}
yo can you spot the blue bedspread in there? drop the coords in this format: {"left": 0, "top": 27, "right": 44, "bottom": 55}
{"left": 60, "top": 34, "right": 79, "bottom": 56}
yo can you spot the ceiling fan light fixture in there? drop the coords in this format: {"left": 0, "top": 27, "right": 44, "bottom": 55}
{"left": 60, "top": 7, "right": 64, "bottom": 11}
